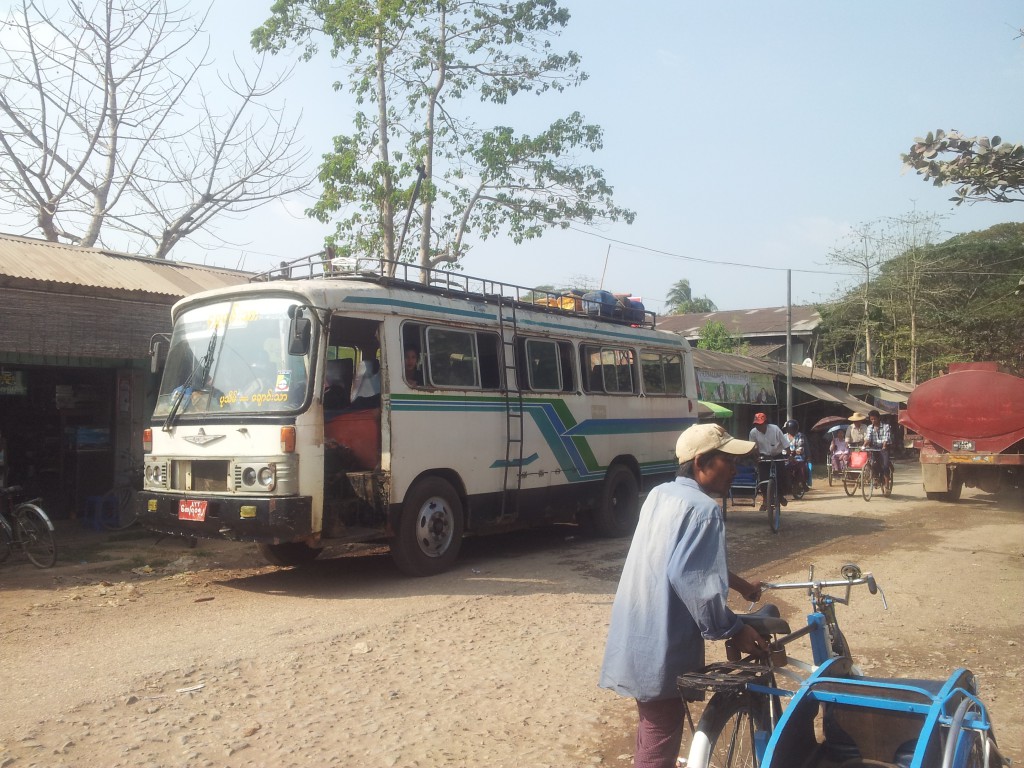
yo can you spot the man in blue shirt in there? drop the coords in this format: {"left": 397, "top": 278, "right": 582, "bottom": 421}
{"left": 599, "top": 423, "right": 767, "bottom": 768}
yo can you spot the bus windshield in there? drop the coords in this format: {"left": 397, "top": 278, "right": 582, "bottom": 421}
{"left": 154, "top": 296, "right": 311, "bottom": 420}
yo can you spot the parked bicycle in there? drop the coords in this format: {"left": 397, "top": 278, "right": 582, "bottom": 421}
{"left": 679, "top": 564, "right": 1007, "bottom": 768}
{"left": 0, "top": 485, "right": 57, "bottom": 568}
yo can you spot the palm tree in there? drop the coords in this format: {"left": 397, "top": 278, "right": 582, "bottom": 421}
{"left": 665, "top": 279, "right": 717, "bottom": 314}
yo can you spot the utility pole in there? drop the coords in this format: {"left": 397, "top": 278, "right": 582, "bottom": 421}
{"left": 786, "top": 269, "right": 793, "bottom": 422}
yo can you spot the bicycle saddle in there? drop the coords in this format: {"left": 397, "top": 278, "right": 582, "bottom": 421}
{"left": 737, "top": 603, "right": 790, "bottom": 635}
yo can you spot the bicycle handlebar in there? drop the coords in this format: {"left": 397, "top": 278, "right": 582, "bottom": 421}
{"left": 757, "top": 564, "right": 887, "bottom": 610}
{"left": 762, "top": 574, "right": 874, "bottom": 592}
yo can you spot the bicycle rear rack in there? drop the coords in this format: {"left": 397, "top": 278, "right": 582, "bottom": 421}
{"left": 677, "top": 662, "right": 773, "bottom": 694}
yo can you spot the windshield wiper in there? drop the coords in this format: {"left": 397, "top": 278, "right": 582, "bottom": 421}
{"left": 162, "top": 326, "right": 219, "bottom": 432}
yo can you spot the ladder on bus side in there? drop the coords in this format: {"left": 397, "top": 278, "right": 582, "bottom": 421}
{"left": 497, "top": 296, "right": 524, "bottom": 522}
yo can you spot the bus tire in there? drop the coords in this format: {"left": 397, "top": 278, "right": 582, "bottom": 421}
{"left": 390, "top": 477, "right": 464, "bottom": 577}
{"left": 258, "top": 541, "right": 322, "bottom": 567}
{"left": 592, "top": 465, "right": 640, "bottom": 538}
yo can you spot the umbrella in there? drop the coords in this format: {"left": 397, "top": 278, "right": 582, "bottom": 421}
{"left": 827, "top": 424, "right": 848, "bottom": 434}
{"left": 811, "top": 415, "right": 850, "bottom": 432}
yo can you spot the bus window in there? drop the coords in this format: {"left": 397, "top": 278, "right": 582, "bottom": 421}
{"left": 426, "top": 327, "right": 479, "bottom": 388}
{"left": 580, "top": 344, "right": 635, "bottom": 394}
{"left": 557, "top": 341, "right": 575, "bottom": 392}
{"left": 476, "top": 332, "right": 501, "bottom": 389}
{"left": 526, "top": 339, "right": 561, "bottom": 391}
{"left": 640, "top": 350, "right": 684, "bottom": 395}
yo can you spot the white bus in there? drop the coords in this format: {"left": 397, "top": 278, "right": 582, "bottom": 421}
{"left": 139, "top": 258, "right": 699, "bottom": 575}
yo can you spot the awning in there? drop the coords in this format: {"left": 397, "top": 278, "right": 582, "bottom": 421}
{"left": 698, "top": 401, "right": 733, "bottom": 418}
{"left": 792, "top": 381, "right": 890, "bottom": 414}
{"left": 792, "top": 381, "right": 843, "bottom": 403}
{"left": 874, "top": 388, "right": 909, "bottom": 404}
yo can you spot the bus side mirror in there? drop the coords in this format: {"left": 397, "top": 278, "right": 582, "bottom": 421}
{"left": 288, "top": 307, "right": 312, "bottom": 356}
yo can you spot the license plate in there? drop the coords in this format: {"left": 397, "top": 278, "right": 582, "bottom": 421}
{"left": 178, "top": 499, "right": 208, "bottom": 521}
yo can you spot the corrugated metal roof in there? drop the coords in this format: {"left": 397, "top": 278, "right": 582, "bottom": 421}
{"left": 0, "top": 231, "right": 250, "bottom": 298}
{"left": 691, "top": 347, "right": 779, "bottom": 376}
{"left": 658, "top": 305, "right": 821, "bottom": 337}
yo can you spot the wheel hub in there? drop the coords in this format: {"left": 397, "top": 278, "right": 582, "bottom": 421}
{"left": 417, "top": 497, "right": 452, "bottom": 557}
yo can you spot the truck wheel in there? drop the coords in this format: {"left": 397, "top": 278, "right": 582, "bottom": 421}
{"left": 390, "top": 477, "right": 464, "bottom": 576}
{"left": 592, "top": 465, "right": 640, "bottom": 537}
{"left": 258, "top": 541, "right": 323, "bottom": 567}
{"left": 947, "top": 479, "right": 963, "bottom": 502}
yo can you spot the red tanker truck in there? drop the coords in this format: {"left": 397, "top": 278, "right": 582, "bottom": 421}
{"left": 899, "top": 362, "right": 1024, "bottom": 501}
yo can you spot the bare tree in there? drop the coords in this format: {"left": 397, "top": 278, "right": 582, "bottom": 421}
{"left": 0, "top": 0, "right": 311, "bottom": 258}
{"left": 827, "top": 223, "right": 891, "bottom": 377}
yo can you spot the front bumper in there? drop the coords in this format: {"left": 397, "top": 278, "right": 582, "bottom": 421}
{"left": 138, "top": 491, "right": 313, "bottom": 544}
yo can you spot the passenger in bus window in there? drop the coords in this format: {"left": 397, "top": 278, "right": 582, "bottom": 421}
{"left": 405, "top": 347, "right": 423, "bottom": 386}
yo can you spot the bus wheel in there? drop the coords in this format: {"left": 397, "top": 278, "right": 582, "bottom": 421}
{"left": 258, "top": 541, "right": 322, "bottom": 567}
{"left": 593, "top": 465, "right": 640, "bottom": 538}
{"left": 391, "top": 477, "right": 464, "bottom": 577}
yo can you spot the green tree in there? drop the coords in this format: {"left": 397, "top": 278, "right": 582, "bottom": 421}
{"left": 696, "top": 320, "right": 746, "bottom": 354}
{"left": 253, "top": 0, "right": 633, "bottom": 274}
{"left": 902, "top": 130, "right": 1024, "bottom": 205}
{"left": 664, "top": 279, "right": 717, "bottom": 314}
{"left": 817, "top": 222, "right": 1024, "bottom": 378}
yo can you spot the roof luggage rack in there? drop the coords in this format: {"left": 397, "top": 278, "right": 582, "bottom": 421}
{"left": 250, "top": 252, "right": 658, "bottom": 330}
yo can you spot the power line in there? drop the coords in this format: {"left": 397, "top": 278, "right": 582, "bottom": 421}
{"left": 567, "top": 226, "right": 859, "bottom": 276}
{"left": 568, "top": 226, "right": 1024, "bottom": 279}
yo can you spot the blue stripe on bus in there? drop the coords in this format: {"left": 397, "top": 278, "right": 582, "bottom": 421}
{"left": 490, "top": 453, "right": 540, "bottom": 469}
{"left": 391, "top": 394, "right": 694, "bottom": 482}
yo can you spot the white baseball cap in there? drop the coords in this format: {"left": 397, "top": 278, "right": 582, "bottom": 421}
{"left": 676, "top": 423, "right": 757, "bottom": 463}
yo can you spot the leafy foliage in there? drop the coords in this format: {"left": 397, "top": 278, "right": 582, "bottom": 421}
{"left": 816, "top": 223, "right": 1024, "bottom": 378}
{"left": 902, "top": 130, "right": 1024, "bottom": 205}
{"left": 253, "top": 0, "right": 633, "bottom": 271}
{"left": 696, "top": 321, "right": 747, "bottom": 354}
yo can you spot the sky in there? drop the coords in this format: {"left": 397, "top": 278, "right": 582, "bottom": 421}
{"left": 6, "top": 1, "right": 1024, "bottom": 314}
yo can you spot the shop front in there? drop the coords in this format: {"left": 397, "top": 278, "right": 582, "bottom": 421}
{"left": 0, "top": 233, "right": 247, "bottom": 518}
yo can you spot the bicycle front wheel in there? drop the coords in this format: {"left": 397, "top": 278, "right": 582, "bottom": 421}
{"left": 687, "top": 692, "right": 771, "bottom": 768}
{"left": 842, "top": 471, "right": 857, "bottom": 496}
{"left": 15, "top": 503, "right": 57, "bottom": 568}
{"left": 766, "top": 478, "right": 780, "bottom": 533}
{"left": 882, "top": 467, "right": 893, "bottom": 497}
{"left": 861, "top": 465, "right": 873, "bottom": 501}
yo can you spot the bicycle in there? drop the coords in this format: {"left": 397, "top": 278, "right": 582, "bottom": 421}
{"left": 0, "top": 485, "right": 57, "bottom": 568}
{"left": 786, "top": 457, "right": 809, "bottom": 500}
{"left": 844, "top": 448, "right": 893, "bottom": 501}
{"left": 679, "top": 565, "right": 1007, "bottom": 768}
{"left": 756, "top": 457, "right": 787, "bottom": 534}
{"left": 100, "top": 452, "right": 144, "bottom": 530}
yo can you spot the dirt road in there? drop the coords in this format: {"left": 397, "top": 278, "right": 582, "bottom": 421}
{"left": 1, "top": 460, "right": 1021, "bottom": 767}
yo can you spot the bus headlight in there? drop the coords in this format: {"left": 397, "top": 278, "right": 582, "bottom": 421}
{"left": 257, "top": 466, "right": 276, "bottom": 489}
{"left": 242, "top": 467, "right": 257, "bottom": 486}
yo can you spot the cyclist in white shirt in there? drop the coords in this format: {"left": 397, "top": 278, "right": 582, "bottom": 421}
{"left": 748, "top": 412, "right": 789, "bottom": 507}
